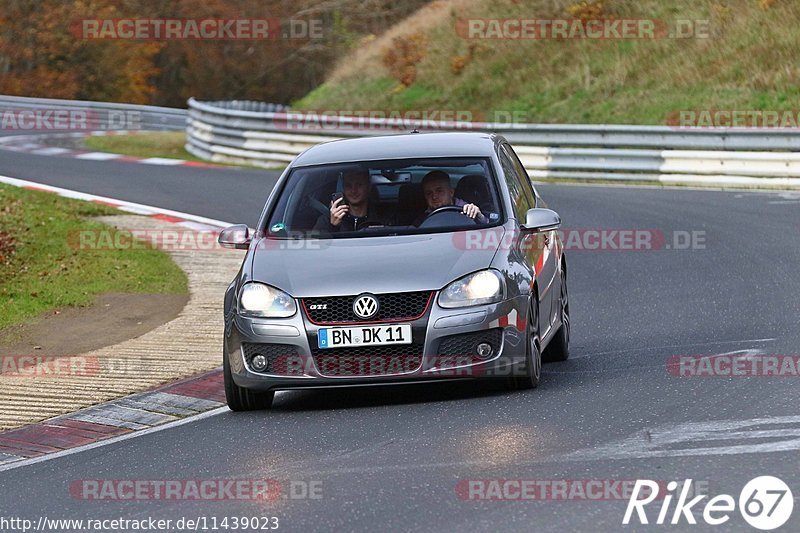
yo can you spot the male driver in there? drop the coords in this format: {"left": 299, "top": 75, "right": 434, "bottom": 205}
{"left": 416, "top": 170, "right": 487, "bottom": 225}
{"left": 314, "top": 167, "right": 383, "bottom": 232}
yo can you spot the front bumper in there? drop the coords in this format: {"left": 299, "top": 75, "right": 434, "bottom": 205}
{"left": 225, "top": 295, "right": 530, "bottom": 392}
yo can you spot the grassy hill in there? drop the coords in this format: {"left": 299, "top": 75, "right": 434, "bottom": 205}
{"left": 294, "top": 0, "right": 800, "bottom": 125}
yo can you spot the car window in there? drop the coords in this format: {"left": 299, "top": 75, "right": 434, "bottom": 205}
{"left": 503, "top": 143, "right": 538, "bottom": 207}
{"left": 264, "top": 158, "right": 503, "bottom": 239}
{"left": 498, "top": 145, "right": 533, "bottom": 220}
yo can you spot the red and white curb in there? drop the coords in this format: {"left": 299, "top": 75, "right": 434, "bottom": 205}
{"left": 0, "top": 370, "right": 227, "bottom": 471}
{"left": 0, "top": 175, "right": 242, "bottom": 470}
{"left": 0, "top": 130, "right": 222, "bottom": 168}
{"left": 0, "top": 174, "right": 233, "bottom": 232}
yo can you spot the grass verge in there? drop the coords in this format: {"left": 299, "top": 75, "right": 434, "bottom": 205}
{"left": 0, "top": 183, "right": 188, "bottom": 330}
{"left": 84, "top": 131, "right": 207, "bottom": 162}
{"left": 294, "top": 0, "right": 800, "bottom": 126}
{"left": 84, "top": 132, "right": 282, "bottom": 170}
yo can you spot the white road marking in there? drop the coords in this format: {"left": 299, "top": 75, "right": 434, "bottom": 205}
{"left": 178, "top": 221, "right": 221, "bottom": 232}
{"left": 547, "top": 347, "right": 768, "bottom": 374}
{"left": 563, "top": 415, "right": 800, "bottom": 461}
{"left": 0, "top": 174, "right": 233, "bottom": 228}
{"left": 0, "top": 453, "right": 25, "bottom": 465}
{"left": 139, "top": 157, "right": 185, "bottom": 165}
{"left": 737, "top": 191, "right": 800, "bottom": 200}
{"left": 9, "top": 143, "right": 44, "bottom": 151}
{"left": 30, "top": 147, "right": 71, "bottom": 155}
{"left": 570, "top": 338, "right": 776, "bottom": 360}
{"left": 678, "top": 348, "right": 767, "bottom": 363}
{"left": 75, "top": 151, "right": 123, "bottom": 160}
{"left": 0, "top": 407, "right": 229, "bottom": 473}
{"left": 111, "top": 205, "right": 159, "bottom": 215}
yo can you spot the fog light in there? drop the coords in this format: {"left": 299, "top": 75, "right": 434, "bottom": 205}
{"left": 251, "top": 354, "right": 268, "bottom": 371}
{"left": 475, "top": 343, "right": 493, "bottom": 359}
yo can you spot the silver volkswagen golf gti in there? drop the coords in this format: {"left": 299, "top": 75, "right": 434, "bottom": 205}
{"left": 219, "top": 132, "right": 569, "bottom": 410}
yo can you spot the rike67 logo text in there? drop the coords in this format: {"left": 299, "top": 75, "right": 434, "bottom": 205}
{"left": 624, "top": 477, "right": 793, "bottom": 530}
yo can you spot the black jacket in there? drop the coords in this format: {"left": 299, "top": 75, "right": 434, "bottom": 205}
{"left": 313, "top": 205, "right": 387, "bottom": 233}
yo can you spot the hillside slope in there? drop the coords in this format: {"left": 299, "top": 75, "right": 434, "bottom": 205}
{"left": 295, "top": 0, "right": 800, "bottom": 125}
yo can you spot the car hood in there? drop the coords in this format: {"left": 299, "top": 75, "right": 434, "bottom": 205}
{"left": 249, "top": 229, "right": 503, "bottom": 297}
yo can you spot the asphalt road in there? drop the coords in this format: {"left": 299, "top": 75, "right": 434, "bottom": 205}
{"left": 1, "top": 148, "right": 799, "bottom": 532}
{"left": 0, "top": 148, "right": 274, "bottom": 226}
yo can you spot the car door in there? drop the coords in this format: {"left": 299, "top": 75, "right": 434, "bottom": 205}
{"left": 502, "top": 143, "right": 560, "bottom": 336}
{"left": 498, "top": 144, "right": 552, "bottom": 336}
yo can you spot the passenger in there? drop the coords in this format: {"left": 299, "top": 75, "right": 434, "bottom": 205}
{"left": 314, "top": 168, "right": 384, "bottom": 232}
{"left": 415, "top": 170, "right": 487, "bottom": 225}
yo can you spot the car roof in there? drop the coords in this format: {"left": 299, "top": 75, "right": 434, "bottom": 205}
{"left": 291, "top": 132, "right": 503, "bottom": 167}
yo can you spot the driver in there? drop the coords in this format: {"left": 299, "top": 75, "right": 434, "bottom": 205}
{"left": 314, "top": 167, "right": 384, "bottom": 232}
{"left": 415, "top": 170, "right": 487, "bottom": 225}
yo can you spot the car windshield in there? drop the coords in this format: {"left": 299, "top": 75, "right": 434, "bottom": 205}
{"left": 265, "top": 157, "right": 503, "bottom": 239}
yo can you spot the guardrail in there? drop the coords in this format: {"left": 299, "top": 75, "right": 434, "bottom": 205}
{"left": 0, "top": 95, "right": 186, "bottom": 132}
{"left": 187, "top": 98, "right": 800, "bottom": 186}
{"left": 5, "top": 95, "right": 797, "bottom": 187}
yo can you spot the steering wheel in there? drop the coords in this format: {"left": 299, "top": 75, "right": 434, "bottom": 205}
{"left": 425, "top": 205, "right": 468, "bottom": 218}
{"left": 419, "top": 205, "right": 477, "bottom": 228}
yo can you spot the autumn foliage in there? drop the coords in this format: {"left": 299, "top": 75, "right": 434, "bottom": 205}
{"left": 382, "top": 32, "right": 427, "bottom": 87}
{"left": 0, "top": 0, "right": 429, "bottom": 106}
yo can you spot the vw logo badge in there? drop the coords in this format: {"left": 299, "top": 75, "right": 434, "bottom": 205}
{"left": 353, "top": 294, "right": 379, "bottom": 320}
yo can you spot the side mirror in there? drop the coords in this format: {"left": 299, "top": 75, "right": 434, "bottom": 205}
{"left": 218, "top": 224, "right": 251, "bottom": 249}
{"left": 521, "top": 208, "right": 561, "bottom": 233}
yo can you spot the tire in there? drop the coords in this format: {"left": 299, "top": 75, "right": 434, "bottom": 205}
{"left": 508, "top": 299, "right": 542, "bottom": 390}
{"left": 544, "top": 269, "right": 570, "bottom": 362}
{"left": 223, "top": 345, "right": 274, "bottom": 411}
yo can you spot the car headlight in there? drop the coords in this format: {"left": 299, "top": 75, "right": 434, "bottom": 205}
{"left": 438, "top": 270, "right": 505, "bottom": 308}
{"left": 238, "top": 283, "right": 297, "bottom": 318}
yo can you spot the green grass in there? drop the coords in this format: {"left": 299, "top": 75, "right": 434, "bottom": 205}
{"left": 84, "top": 132, "right": 207, "bottom": 162}
{"left": 84, "top": 132, "right": 283, "bottom": 170}
{"left": 294, "top": 0, "right": 800, "bottom": 125}
{"left": 0, "top": 184, "right": 188, "bottom": 330}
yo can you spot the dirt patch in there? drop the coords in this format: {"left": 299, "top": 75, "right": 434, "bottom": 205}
{"left": 0, "top": 292, "right": 188, "bottom": 357}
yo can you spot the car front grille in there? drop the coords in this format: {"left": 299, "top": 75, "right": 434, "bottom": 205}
{"left": 302, "top": 291, "right": 433, "bottom": 324}
{"left": 311, "top": 343, "right": 425, "bottom": 377}
{"left": 241, "top": 343, "right": 303, "bottom": 375}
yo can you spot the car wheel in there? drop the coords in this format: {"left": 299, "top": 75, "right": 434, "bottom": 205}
{"left": 544, "top": 269, "right": 570, "bottom": 362}
{"left": 223, "top": 344, "right": 274, "bottom": 411}
{"left": 508, "top": 299, "right": 541, "bottom": 390}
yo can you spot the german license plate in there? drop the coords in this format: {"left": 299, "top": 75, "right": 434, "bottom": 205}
{"left": 317, "top": 324, "right": 412, "bottom": 349}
